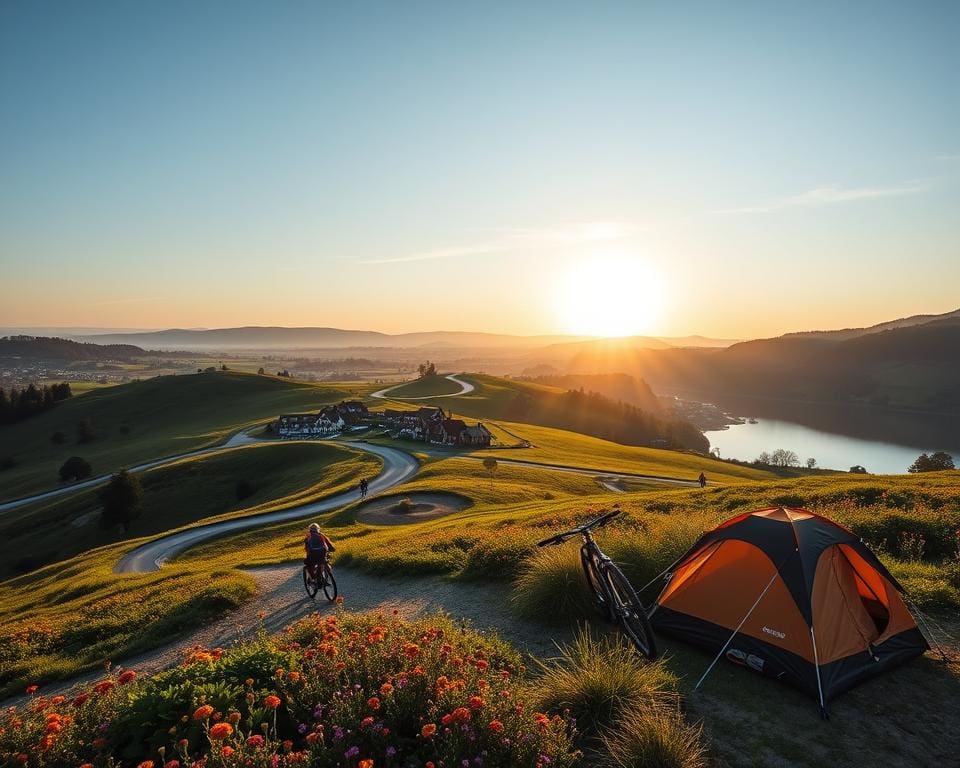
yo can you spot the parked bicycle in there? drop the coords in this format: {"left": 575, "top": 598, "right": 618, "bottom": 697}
{"left": 537, "top": 508, "right": 658, "bottom": 658}
{"left": 303, "top": 558, "right": 338, "bottom": 602}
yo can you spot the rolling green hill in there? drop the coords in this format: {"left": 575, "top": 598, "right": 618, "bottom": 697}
{"left": 380, "top": 374, "right": 709, "bottom": 452}
{"left": 0, "top": 371, "right": 371, "bottom": 498}
{"left": 0, "top": 441, "right": 380, "bottom": 578}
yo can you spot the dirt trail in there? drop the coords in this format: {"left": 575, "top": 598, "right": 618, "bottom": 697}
{"left": 5, "top": 565, "right": 572, "bottom": 705}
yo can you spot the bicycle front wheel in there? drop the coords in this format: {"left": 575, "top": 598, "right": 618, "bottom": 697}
{"left": 303, "top": 566, "right": 319, "bottom": 599}
{"left": 322, "top": 564, "right": 338, "bottom": 602}
{"left": 603, "top": 563, "right": 658, "bottom": 659}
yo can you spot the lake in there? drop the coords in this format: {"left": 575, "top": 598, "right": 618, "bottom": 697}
{"left": 705, "top": 418, "right": 958, "bottom": 474}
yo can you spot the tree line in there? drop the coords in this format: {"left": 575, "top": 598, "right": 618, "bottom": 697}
{"left": 503, "top": 387, "right": 709, "bottom": 453}
{"left": 0, "top": 382, "right": 72, "bottom": 425}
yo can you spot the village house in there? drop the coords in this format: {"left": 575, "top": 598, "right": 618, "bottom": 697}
{"left": 276, "top": 407, "right": 345, "bottom": 438}
{"left": 334, "top": 400, "right": 369, "bottom": 424}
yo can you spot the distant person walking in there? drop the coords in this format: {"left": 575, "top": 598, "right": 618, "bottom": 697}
{"left": 359, "top": 477, "right": 369, "bottom": 498}
{"left": 698, "top": 472, "right": 707, "bottom": 488}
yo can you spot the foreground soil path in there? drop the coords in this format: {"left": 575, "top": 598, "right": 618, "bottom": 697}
{"left": 5, "top": 565, "right": 572, "bottom": 704}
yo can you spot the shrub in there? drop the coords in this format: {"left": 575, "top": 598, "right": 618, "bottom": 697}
{"left": 532, "top": 628, "right": 677, "bottom": 735}
{"left": 58, "top": 456, "right": 92, "bottom": 482}
{"left": 235, "top": 478, "right": 257, "bottom": 501}
{"left": 600, "top": 703, "right": 707, "bottom": 768}
{"left": 512, "top": 545, "right": 597, "bottom": 624}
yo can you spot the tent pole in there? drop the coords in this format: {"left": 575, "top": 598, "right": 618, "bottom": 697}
{"left": 909, "top": 599, "right": 951, "bottom": 662}
{"left": 638, "top": 539, "right": 707, "bottom": 595}
{"left": 809, "top": 625, "right": 828, "bottom": 720}
{"left": 693, "top": 566, "right": 782, "bottom": 692}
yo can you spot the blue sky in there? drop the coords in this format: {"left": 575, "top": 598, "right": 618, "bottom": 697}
{"left": 1, "top": 1, "right": 958, "bottom": 337}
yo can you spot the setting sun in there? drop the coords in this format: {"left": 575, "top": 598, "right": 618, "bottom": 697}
{"left": 554, "top": 254, "right": 666, "bottom": 337}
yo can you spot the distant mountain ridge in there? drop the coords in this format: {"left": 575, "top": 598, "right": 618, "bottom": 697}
{"left": 0, "top": 335, "right": 146, "bottom": 361}
{"left": 72, "top": 326, "right": 737, "bottom": 351}
{"left": 782, "top": 307, "right": 960, "bottom": 341}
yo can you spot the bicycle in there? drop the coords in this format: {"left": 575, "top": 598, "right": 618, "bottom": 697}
{"left": 537, "top": 509, "right": 658, "bottom": 659}
{"left": 303, "top": 558, "right": 338, "bottom": 602}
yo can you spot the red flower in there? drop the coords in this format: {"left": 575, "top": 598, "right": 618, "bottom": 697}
{"left": 25, "top": 685, "right": 38, "bottom": 695}
{"left": 221, "top": 746, "right": 234, "bottom": 758}
{"left": 264, "top": 695, "right": 281, "bottom": 709}
{"left": 93, "top": 680, "right": 115, "bottom": 695}
{"left": 468, "top": 695, "right": 485, "bottom": 710}
{"left": 193, "top": 705, "right": 215, "bottom": 720}
{"left": 246, "top": 735, "right": 265, "bottom": 747}
{"left": 118, "top": 670, "right": 137, "bottom": 685}
{"left": 164, "top": 761, "right": 181, "bottom": 768}
{"left": 488, "top": 720, "right": 504, "bottom": 734}
{"left": 421, "top": 723, "right": 437, "bottom": 738}
{"left": 367, "top": 696, "right": 380, "bottom": 710}
{"left": 360, "top": 716, "right": 375, "bottom": 729}
{"left": 209, "top": 722, "right": 233, "bottom": 740}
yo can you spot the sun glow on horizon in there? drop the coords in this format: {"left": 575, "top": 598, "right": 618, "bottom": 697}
{"left": 553, "top": 254, "right": 666, "bottom": 338}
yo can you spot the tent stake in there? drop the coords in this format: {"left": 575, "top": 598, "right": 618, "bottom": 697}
{"left": 693, "top": 566, "right": 782, "bottom": 692}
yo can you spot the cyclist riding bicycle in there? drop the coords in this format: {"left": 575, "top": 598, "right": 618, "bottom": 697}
{"left": 304, "top": 523, "right": 335, "bottom": 579}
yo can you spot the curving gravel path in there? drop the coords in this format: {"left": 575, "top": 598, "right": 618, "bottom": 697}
{"left": 370, "top": 373, "right": 475, "bottom": 400}
{"left": 114, "top": 443, "right": 418, "bottom": 573}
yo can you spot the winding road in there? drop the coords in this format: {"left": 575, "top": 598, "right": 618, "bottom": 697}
{"left": 114, "top": 442, "right": 417, "bottom": 573}
{"left": 370, "top": 373, "right": 475, "bottom": 400}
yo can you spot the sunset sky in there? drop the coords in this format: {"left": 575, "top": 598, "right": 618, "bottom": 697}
{"left": 1, "top": 1, "right": 958, "bottom": 339}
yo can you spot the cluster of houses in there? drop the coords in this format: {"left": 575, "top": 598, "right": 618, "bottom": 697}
{"left": 275, "top": 401, "right": 494, "bottom": 447}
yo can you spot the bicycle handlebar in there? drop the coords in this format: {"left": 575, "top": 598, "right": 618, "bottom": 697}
{"left": 536, "top": 509, "right": 622, "bottom": 547}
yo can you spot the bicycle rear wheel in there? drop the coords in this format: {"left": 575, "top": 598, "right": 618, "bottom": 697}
{"left": 603, "top": 563, "right": 658, "bottom": 659}
{"left": 321, "top": 564, "right": 338, "bottom": 602}
{"left": 580, "top": 548, "right": 613, "bottom": 621}
{"left": 303, "top": 565, "right": 319, "bottom": 599}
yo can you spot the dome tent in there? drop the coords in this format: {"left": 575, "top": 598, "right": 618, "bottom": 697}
{"left": 650, "top": 507, "right": 929, "bottom": 716}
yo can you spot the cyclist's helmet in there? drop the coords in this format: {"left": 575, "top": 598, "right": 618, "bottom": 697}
{"left": 309, "top": 523, "right": 320, "bottom": 533}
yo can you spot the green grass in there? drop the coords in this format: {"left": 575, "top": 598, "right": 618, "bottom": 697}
{"left": 467, "top": 421, "right": 776, "bottom": 484}
{"left": 0, "top": 370, "right": 375, "bottom": 498}
{"left": 379, "top": 374, "right": 465, "bottom": 398}
{"left": 0, "top": 441, "right": 381, "bottom": 579}
{"left": 0, "top": 446, "right": 377, "bottom": 695}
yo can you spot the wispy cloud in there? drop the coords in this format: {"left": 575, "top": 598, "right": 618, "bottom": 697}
{"left": 715, "top": 179, "right": 929, "bottom": 215}
{"left": 360, "top": 221, "right": 633, "bottom": 265}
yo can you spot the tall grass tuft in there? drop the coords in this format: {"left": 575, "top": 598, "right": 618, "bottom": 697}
{"left": 601, "top": 703, "right": 708, "bottom": 768}
{"left": 512, "top": 545, "right": 597, "bottom": 623}
{"left": 532, "top": 627, "right": 676, "bottom": 735}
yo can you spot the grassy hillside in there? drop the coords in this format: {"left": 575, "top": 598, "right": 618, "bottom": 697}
{"left": 391, "top": 373, "right": 710, "bottom": 452}
{"left": 379, "top": 374, "right": 465, "bottom": 398}
{"left": 0, "top": 442, "right": 381, "bottom": 578}
{"left": 463, "top": 421, "right": 775, "bottom": 483}
{"left": 0, "top": 444, "right": 376, "bottom": 694}
{"left": 0, "top": 371, "right": 373, "bottom": 498}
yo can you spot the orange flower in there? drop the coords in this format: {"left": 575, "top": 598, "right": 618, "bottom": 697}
{"left": 421, "top": 723, "right": 437, "bottom": 738}
{"left": 452, "top": 706, "right": 472, "bottom": 723}
{"left": 305, "top": 731, "right": 320, "bottom": 744}
{"left": 367, "top": 697, "right": 380, "bottom": 710}
{"left": 404, "top": 643, "right": 421, "bottom": 658}
{"left": 93, "top": 680, "right": 115, "bottom": 695}
{"left": 193, "top": 705, "right": 215, "bottom": 720}
{"left": 118, "top": 670, "right": 137, "bottom": 685}
{"left": 221, "top": 746, "right": 234, "bottom": 758}
{"left": 137, "top": 762, "right": 155, "bottom": 768}
{"left": 380, "top": 682, "right": 393, "bottom": 695}
{"left": 488, "top": 719, "right": 504, "bottom": 734}
{"left": 50, "top": 695, "right": 65, "bottom": 705}
{"left": 165, "top": 761, "right": 181, "bottom": 768}
{"left": 476, "top": 659, "right": 489, "bottom": 670}
{"left": 264, "top": 695, "right": 282, "bottom": 709}
{"left": 441, "top": 714, "right": 453, "bottom": 726}
{"left": 335, "top": 595, "right": 344, "bottom": 605}
{"left": 358, "top": 761, "right": 374, "bottom": 768}
{"left": 468, "top": 695, "right": 485, "bottom": 710}
{"left": 360, "top": 716, "right": 375, "bottom": 729}
{"left": 228, "top": 711, "right": 241, "bottom": 724}
{"left": 209, "top": 722, "right": 233, "bottom": 740}
{"left": 80, "top": 764, "right": 94, "bottom": 768}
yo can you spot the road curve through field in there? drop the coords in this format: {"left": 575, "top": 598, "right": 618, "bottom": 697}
{"left": 370, "top": 373, "right": 475, "bottom": 400}
{"left": 113, "top": 443, "right": 418, "bottom": 573}
{"left": 465, "top": 456, "right": 703, "bottom": 488}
